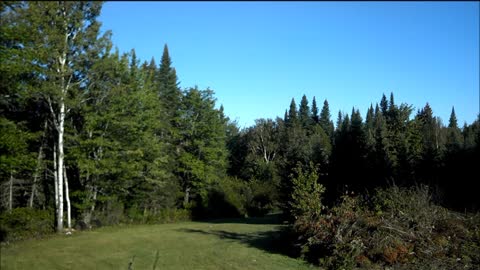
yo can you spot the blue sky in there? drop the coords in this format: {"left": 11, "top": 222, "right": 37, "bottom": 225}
{"left": 99, "top": 1, "right": 479, "bottom": 129}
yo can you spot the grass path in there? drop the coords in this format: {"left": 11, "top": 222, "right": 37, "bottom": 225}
{"left": 1, "top": 215, "right": 310, "bottom": 270}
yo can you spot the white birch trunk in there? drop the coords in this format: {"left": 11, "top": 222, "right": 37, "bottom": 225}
{"left": 57, "top": 100, "right": 65, "bottom": 232}
{"left": 9, "top": 173, "right": 13, "bottom": 211}
{"left": 63, "top": 165, "right": 71, "bottom": 230}
{"left": 184, "top": 186, "right": 190, "bottom": 206}
{"left": 84, "top": 185, "right": 97, "bottom": 224}
{"left": 54, "top": 143, "right": 58, "bottom": 214}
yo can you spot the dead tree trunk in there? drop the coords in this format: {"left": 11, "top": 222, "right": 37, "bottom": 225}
{"left": 29, "top": 120, "right": 47, "bottom": 208}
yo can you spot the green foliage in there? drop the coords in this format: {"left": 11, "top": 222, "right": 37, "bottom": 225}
{"left": 177, "top": 87, "right": 229, "bottom": 205}
{"left": 289, "top": 163, "right": 325, "bottom": 220}
{"left": 287, "top": 98, "right": 298, "bottom": 126}
{"left": 93, "top": 196, "right": 125, "bottom": 226}
{"left": 0, "top": 207, "right": 54, "bottom": 242}
{"left": 246, "top": 178, "right": 278, "bottom": 217}
{"left": 299, "top": 95, "right": 311, "bottom": 128}
{"left": 196, "top": 177, "right": 249, "bottom": 219}
{"left": 319, "top": 99, "right": 334, "bottom": 139}
{"left": 311, "top": 96, "right": 319, "bottom": 124}
{"left": 0, "top": 118, "right": 36, "bottom": 175}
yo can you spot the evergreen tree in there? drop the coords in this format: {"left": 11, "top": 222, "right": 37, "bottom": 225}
{"left": 389, "top": 92, "right": 395, "bottom": 110}
{"left": 372, "top": 106, "right": 390, "bottom": 184}
{"left": 158, "top": 44, "right": 182, "bottom": 115}
{"left": 299, "top": 95, "right": 311, "bottom": 128}
{"left": 0, "top": 118, "right": 36, "bottom": 210}
{"left": 287, "top": 98, "right": 298, "bottom": 126}
{"left": 415, "top": 103, "right": 442, "bottom": 185}
{"left": 335, "top": 111, "right": 343, "bottom": 134}
{"left": 289, "top": 163, "right": 325, "bottom": 220}
{"left": 446, "top": 107, "right": 462, "bottom": 151}
{"left": 380, "top": 94, "right": 388, "bottom": 116}
{"left": 365, "top": 104, "right": 375, "bottom": 148}
{"left": 311, "top": 96, "right": 319, "bottom": 124}
{"left": 307, "top": 124, "right": 331, "bottom": 173}
{"left": 319, "top": 99, "right": 334, "bottom": 139}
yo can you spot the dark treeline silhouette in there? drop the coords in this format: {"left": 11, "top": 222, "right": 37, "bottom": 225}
{"left": 227, "top": 93, "right": 480, "bottom": 213}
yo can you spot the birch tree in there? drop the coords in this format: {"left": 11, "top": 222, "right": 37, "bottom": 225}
{"left": 2, "top": 1, "right": 109, "bottom": 231}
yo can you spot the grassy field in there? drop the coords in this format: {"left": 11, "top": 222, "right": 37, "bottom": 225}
{"left": 1, "top": 215, "right": 310, "bottom": 270}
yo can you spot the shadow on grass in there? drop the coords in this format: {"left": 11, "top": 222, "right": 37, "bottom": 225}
{"left": 201, "top": 213, "right": 286, "bottom": 225}
{"left": 178, "top": 215, "right": 297, "bottom": 258}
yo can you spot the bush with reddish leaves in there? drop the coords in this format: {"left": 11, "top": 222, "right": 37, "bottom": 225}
{"left": 290, "top": 185, "right": 480, "bottom": 269}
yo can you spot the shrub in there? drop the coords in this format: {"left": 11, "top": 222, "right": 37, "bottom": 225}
{"left": 246, "top": 178, "right": 278, "bottom": 217}
{"left": 93, "top": 196, "right": 125, "bottom": 226}
{"left": 193, "top": 178, "right": 246, "bottom": 219}
{"left": 290, "top": 185, "right": 480, "bottom": 269}
{"left": 0, "top": 207, "right": 54, "bottom": 242}
{"left": 289, "top": 163, "right": 325, "bottom": 220}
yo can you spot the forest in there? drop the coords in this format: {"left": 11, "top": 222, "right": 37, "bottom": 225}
{"left": 1, "top": 2, "right": 479, "bottom": 269}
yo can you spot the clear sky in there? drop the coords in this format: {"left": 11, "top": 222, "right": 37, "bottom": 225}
{"left": 99, "top": 1, "right": 479, "bottom": 129}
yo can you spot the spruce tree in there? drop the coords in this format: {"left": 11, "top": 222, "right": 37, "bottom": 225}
{"left": 380, "top": 94, "right": 388, "bottom": 116}
{"left": 365, "top": 104, "right": 375, "bottom": 148}
{"left": 446, "top": 107, "right": 462, "bottom": 151}
{"left": 287, "top": 98, "right": 298, "bottom": 126}
{"left": 158, "top": 44, "right": 182, "bottom": 121}
{"left": 319, "top": 99, "right": 334, "bottom": 139}
{"left": 299, "top": 95, "right": 311, "bottom": 129}
{"left": 448, "top": 107, "right": 458, "bottom": 129}
{"left": 311, "top": 96, "right": 319, "bottom": 124}
{"left": 336, "top": 111, "right": 343, "bottom": 132}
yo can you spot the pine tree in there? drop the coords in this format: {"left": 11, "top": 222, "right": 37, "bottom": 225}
{"left": 287, "top": 98, "right": 298, "bottom": 126}
{"left": 380, "top": 94, "right": 388, "bottom": 116}
{"left": 448, "top": 107, "right": 458, "bottom": 129}
{"left": 311, "top": 97, "right": 319, "bottom": 124}
{"left": 336, "top": 111, "right": 343, "bottom": 132}
{"left": 365, "top": 104, "right": 375, "bottom": 148}
{"left": 415, "top": 103, "right": 442, "bottom": 185}
{"left": 372, "top": 107, "right": 390, "bottom": 183}
{"left": 299, "top": 95, "right": 311, "bottom": 128}
{"left": 405, "top": 118, "right": 423, "bottom": 180}
{"left": 446, "top": 107, "right": 462, "bottom": 151}
{"left": 389, "top": 92, "right": 395, "bottom": 110}
{"left": 319, "top": 99, "right": 334, "bottom": 139}
{"left": 158, "top": 44, "right": 182, "bottom": 116}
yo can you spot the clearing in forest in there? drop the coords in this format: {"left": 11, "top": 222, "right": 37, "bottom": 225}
{"left": 1, "top": 215, "right": 310, "bottom": 270}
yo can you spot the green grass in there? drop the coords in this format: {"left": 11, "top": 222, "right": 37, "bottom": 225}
{"left": 1, "top": 215, "right": 310, "bottom": 270}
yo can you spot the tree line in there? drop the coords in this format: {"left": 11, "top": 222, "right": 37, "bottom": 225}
{"left": 1, "top": 2, "right": 479, "bottom": 235}
{"left": 229, "top": 93, "right": 479, "bottom": 216}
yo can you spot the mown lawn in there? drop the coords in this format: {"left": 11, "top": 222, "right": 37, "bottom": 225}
{"left": 1, "top": 215, "right": 310, "bottom": 270}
